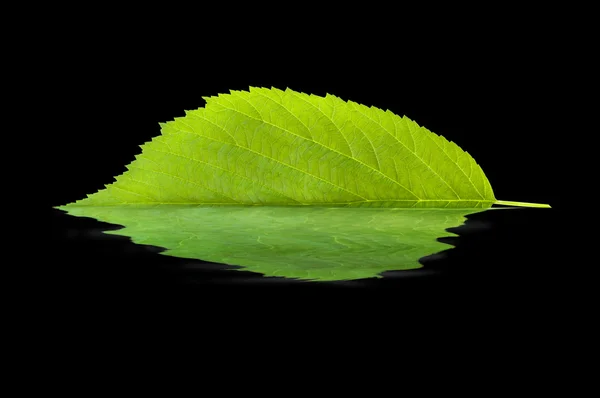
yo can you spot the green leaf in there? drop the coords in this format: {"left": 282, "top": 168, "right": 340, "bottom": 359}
{"left": 57, "top": 205, "right": 487, "bottom": 281}
{"left": 62, "top": 86, "right": 549, "bottom": 208}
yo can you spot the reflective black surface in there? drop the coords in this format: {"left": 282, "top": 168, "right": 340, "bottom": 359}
{"left": 48, "top": 206, "right": 567, "bottom": 309}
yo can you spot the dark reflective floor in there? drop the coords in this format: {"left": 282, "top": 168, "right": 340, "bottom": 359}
{"left": 42, "top": 204, "right": 594, "bottom": 370}
{"left": 47, "top": 207, "right": 568, "bottom": 306}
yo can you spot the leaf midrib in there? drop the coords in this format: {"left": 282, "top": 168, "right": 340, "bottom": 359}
{"left": 68, "top": 199, "right": 494, "bottom": 206}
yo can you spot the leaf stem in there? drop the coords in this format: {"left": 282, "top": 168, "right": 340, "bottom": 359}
{"left": 494, "top": 200, "right": 551, "bottom": 208}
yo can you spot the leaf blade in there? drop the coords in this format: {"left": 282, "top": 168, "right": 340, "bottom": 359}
{"left": 64, "top": 87, "right": 499, "bottom": 208}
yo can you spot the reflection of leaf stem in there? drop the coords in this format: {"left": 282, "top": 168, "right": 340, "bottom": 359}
{"left": 495, "top": 200, "right": 551, "bottom": 208}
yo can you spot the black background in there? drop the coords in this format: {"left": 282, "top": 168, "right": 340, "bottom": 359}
{"left": 40, "top": 6, "right": 585, "bottom": 328}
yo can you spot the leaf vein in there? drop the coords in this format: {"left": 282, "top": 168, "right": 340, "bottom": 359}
{"left": 177, "top": 115, "right": 367, "bottom": 200}
{"left": 213, "top": 102, "right": 418, "bottom": 200}
{"left": 287, "top": 91, "right": 353, "bottom": 157}
{"left": 252, "top": 91, "right": 315, "bottom": 141}
{"left": 144, "top": 145, "right": 304, "bottom": 204}
{"left": 354, "top": 106, "right": 460, "bottom": 199}
{"left": 128, "top": 163, "right": 242, "bottom": 204}
{"left": 427, "top": 135, "right": 484, "bottom": 199}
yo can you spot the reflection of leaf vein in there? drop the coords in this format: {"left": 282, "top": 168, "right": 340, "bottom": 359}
{"left": 333, "top": 236, "right": 351, "bottom": 248}
{"left": 256, "top": 236, "right": 275, "bottom": 250}
{"left": 176, "top": 233, "right": 198, "bottom": 249}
